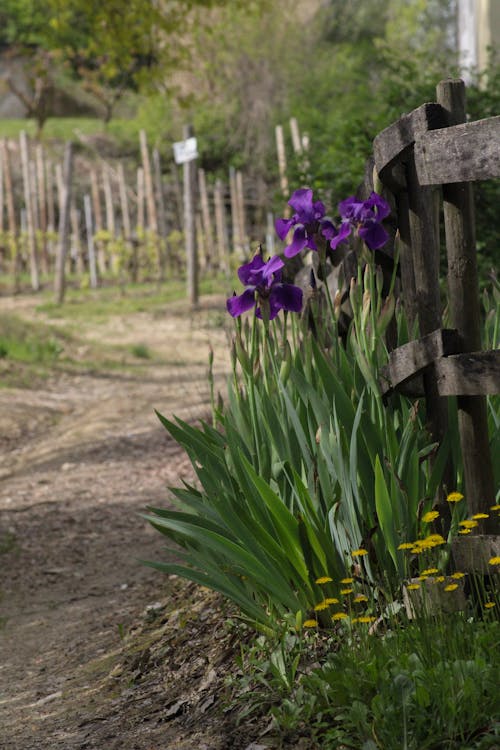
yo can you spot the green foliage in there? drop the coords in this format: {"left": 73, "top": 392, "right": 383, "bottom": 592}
{"left": 229, "top": 615, "right": 499, "bottom": 749}
{"left": 0, "top": 313, "right": 65, "bottom": 364}
{"left": 145, "top": 254, "right": 461, "bottom": 629}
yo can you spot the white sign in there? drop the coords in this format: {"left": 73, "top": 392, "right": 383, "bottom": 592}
{"left": 173, "top": 137, "right": 198, "bottom": 164}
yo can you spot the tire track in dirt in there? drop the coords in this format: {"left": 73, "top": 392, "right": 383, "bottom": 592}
{"left": 0, "top": 297, "right": 233, "bottom": 749}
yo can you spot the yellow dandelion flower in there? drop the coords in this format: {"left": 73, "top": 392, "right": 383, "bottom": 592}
{"left": 303, "top": 619, "right": 318, "bottom": 628}
{"left": 324, "top": 597, "right": 339, "bottom": 605}
{"left": 341, "top": 588, "right": 354, "bottom": 595}
{"left": 340, "top": 577, "right": 354, "bottom": 584}
{"left": 351, "top": 548, "right": 368, "bottom": 557}
{"left": 490, "top": 504, "right": 500, "bottom": 511}
{"left": 313, "top": 601, "right": 329, "bottom": 611}
{"left": 459, "top": 519, "right": 478, "bottom": 529}
{"left": 422, "top": 510, "right": 440, "bottom": 523}
{"left": 398, "top": 542, "right": 414, "bottom": 550}
{"left": 488, "top": 557, "right": 500, "bottom": 566}
{"left": 484, "top": 602, "right": 496, "bottom": 609}
{"left": 433, "top": 576, "right": 445, "bottom": 583}
{"left": 315, "top": 576, "right": 333, "bottom": 585}
{"left": 472, "top": 513, "right": 489, "bottom": 520}
{"left": 459, "top": 528, "right": 472, "bottom": 535}
{"left": 444, "top": 583, "right": 459, "bottom": 592}
{"left": 355, "top": 616, "right": 377, "bottom": 623}
{"left": 331, "top": 612, "right": 348, "bottom": 621}
{"left": 407, "top": 583, "right": 420, "bottom": 590}
{"left": 353, "top": 594, "right": 368, "bottom": 603}
{"left": 447, "top": 492, "right": 464, "bottom": 503}
{"left": 450, "top": 572, "right": 465, "bottom": 579}
{"left": 425, "top": 533, "right": 446, "bottom": 545}
{"left": 422, "top": 568, "right": 439, "bottom": 575}
{"left": 410, "top": 546, "right": 423, "bottom": 554}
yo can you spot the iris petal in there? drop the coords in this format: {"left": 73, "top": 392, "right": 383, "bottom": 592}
{"left": 237, "top": 254, "right": 265, "bottom": 286}
{"left": 329, "top": 221, "right": 351, "bottom": 249}
{"left": 262, "top": 255, "right": 285, "bottom": 280}
{"left": 270, "top": 283, "right": 303, "bottom": 315}
{"left": 288, "top": 188, "right": 313, "bottom": 218}
{"left": 359, "top": 222, "right": 389, "bottom": 250}
{"left": 275, "top": 217, "right": 295, "bottom": 241}
{"left": 226, "top": 289, "right": 255, "bottom": 317}
{"left": 284, "top": 225, "right": 308, "bottom": 258}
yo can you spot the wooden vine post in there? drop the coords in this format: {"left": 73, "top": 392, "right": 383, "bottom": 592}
{"left": 19, "top": 131, "right": 39, "bottom": 291}
{"left": 436, "top": 79, "right": 496, "bottom": 530}
{"left": 181, "top": 124, "right": 198, "bottom": 307}
{"left": 54, "top": 142, "right": 74, "bottom": 304}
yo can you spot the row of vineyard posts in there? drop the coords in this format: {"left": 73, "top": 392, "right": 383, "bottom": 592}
{"left": 0, "top": 124, "right": 303, "bottom": 302}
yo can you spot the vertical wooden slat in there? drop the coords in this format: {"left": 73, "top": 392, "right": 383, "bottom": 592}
{"left": 235, "top": 170, "right": 247, "bottom": 253}
{"left": 45, "top": 159, "right": 56, "bottom": 269}
{"left": 19, "top": 130, "right": 39, "bottom": 290}
{"left": 117, "top": 163, "right": 131, "bottom": 241}
{"left": 1, "top": 139, "right": 19, "bottom": 290}
{"left": 0, "top": 145, "right": 4, "bottom": 236}
{"left": 1, "top": 140, "right": 16, "bottom": 239}
{"left": 70, "top": 201, "right": 84, "bottom": 275}
{"left": 83, "top": 194, "right": 98, "bottom": 289}
{"left": 153, "top": 148, "right": 168, "bottom": 277}
{"left": 140, "top": 130, "right": 163, "bottom": 279}
{"left": 36, "top": 144, "right": 49, "bottom": 274}
{"left": 436, "top": 78, "right": 496, "bottom": 529}
{"left": 102, "top": 165, "right": 117, "bottom": 272}
{"left": 136, "top": 167, "right": 145, "bottom": 231}
{"left": 54, "top": 142, "right": 74, "bottom": 304}
{"left": 183, "top": 124, "right": 198, "bottom": 306}
{"left": 90, "top": 168, "right": 106, "bottom": 275}
{"left": 153, "top": 148, "right": 167, "bottom": 239}
{"left": 229, "top": 166, "right": 242, "bottom": 257}
{"left": 214, "top": 178, "right": 229, "bottom": 273}
{"left": 139, "top": 130, "right": 158, "bottom": 234}
{"left": 404, "top": 123, "right": 452, "bottom": 527}
{"left": 198, "top": 168, "right": 215, "bottom": 270}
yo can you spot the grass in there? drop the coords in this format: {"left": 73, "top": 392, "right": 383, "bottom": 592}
{"left": 228, "top": 611, "right": 500, "bottom": 749}
{"left": 0, "top": 276, "right": 230, "bottom": 387}
{"left": 34, "top": 276, "right": 229, "bottom": 322}
{"left": 0, "top": 117, "right": 143, "bottom": 147}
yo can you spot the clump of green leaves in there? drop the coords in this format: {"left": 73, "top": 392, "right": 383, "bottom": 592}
{"left": 226, "top": 614, "right": 499, "bottom": 749}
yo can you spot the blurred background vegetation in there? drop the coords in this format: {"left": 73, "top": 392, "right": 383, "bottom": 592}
{"left": 0, "top": 0, "right": 498, "bottom": 275}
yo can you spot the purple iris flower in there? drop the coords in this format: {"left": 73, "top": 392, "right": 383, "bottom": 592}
{"left": 226, "top": 253, "right": 303, "bottom": 320}
{"left": 275, "top": 188, "right": 331, "bottom": 258}
{"left": 329, "top": 192, "right": 391, "bottom": 251}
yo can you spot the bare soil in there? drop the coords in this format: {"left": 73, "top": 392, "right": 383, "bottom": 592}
{"left": 0, "top": 294, "right": 281, "bottom": 749}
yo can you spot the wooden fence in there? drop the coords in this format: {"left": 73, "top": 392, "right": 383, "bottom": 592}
{"left": 366, "top": 78, "right": 499, "bottom": 551}
{"left": 0, "top": 128, "right": 268, "bottom": 296}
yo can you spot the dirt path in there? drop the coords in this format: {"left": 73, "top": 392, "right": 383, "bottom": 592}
{"left": 0, "top": 295, "right": 261, "bottom": 749}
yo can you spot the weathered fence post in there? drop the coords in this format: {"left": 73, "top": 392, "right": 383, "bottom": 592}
{"left": 35, "top": 144, "right": 49, "bottom": 274}
{"left": 83, "top": 194, "right": 98, "bottom": 289}
{"left": 182, "top": 124, "right": 198, "bottom": 306}
{"left": 401, "top": 115, "right": 454, "bottom": 526}
{"left": 214, "top": 178, "right": 229, "bottom": 273}
{"left": 54, "top": 142, "right": 73, "bottom": 304}
{"left": 198, "top": 168, "right": 215, "bottom": 269}
{"left": 0, "top": 140, "right": 19, "bottom": 289}
{"left": 90, "top": 168, "right": 106, "bottom": 275}
{"left": 436, "top": 78, "right": 497, "bottom": 530}
{"left": 19, "top": 131, "right": 39, "bottom": 290}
